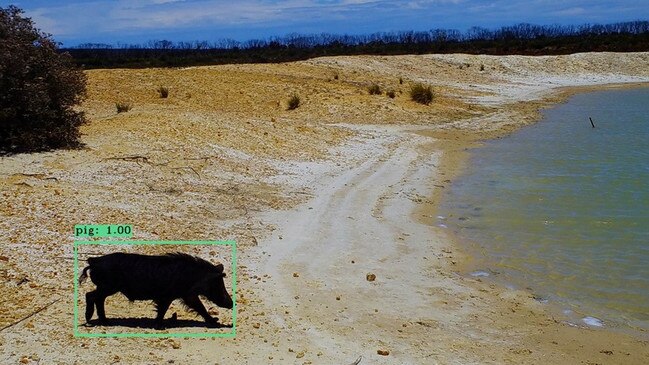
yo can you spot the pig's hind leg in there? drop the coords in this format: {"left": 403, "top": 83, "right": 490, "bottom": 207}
{"left": 91, "top": 287, "right": 117, "bottom": 324}
{"left": 153, "top": 299, "right": 173, "bottom": 329}
{"left": 182, "top": 295, "right": 218, "bottom": 326}
{"left": 85, "top": 290, "right": 97, "bottom": 323}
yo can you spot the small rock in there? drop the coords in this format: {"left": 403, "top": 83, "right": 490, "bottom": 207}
{"left": 296, "top": 351, "right": 305, "bottom": 359}
{"left": 253, "top": 323, "right": 261, "bottom": 329}
{"left": 366, "top": 273, "right": 376, "bottom": 282}
{"left": 336, "top": 296, "right": 341, "bottom": 301}
{"left": 293, "top": 272, "right": 299, "bottom": 278}
{"left": 377, "top": 349, "right": 390, "bottom": 356}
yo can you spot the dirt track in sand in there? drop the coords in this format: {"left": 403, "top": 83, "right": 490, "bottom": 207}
{"left": 1, "top": 52, "right": 649, "bottom": 364}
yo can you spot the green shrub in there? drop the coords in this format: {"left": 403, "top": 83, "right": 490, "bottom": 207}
{"left": 367, "top": 83, "right": 382, "bottom": 95}
{"left": 0, "top": 6, "right": 87, "bottom": 154}
{"left": 410, "top": 83, "right": 433, "bottom": 105}
{"left": 386, "top": 90, "right": 396, "bottom": 99}
{"left": 116, "top": 102, "right": 132, "bottom": 113}
{"left": 158, "top": 86, "right": 169, "bottom": 98}
{"left": 287, "top": 94, "right": 300, "bottom": 110}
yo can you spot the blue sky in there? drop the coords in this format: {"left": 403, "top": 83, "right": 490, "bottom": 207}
{"left": 5, "top": 1, "right": 649, "bottom": 46}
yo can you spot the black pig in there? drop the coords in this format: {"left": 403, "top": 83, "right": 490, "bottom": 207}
{"left": 78, "top": 252, "right": 233, "bottom": 328}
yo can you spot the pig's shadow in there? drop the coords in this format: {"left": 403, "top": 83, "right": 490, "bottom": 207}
{"left": 86, "top": 318, "right": 233, "bottom": 330}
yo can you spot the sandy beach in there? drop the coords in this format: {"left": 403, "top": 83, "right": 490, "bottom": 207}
{"left": 1, "top": 52, "right": 649, "bottom": 364}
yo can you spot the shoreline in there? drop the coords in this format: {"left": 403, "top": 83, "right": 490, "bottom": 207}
{"left": 423, "top": 82, "right": 649, "bottom": 340}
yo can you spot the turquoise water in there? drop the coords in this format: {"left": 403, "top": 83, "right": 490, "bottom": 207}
{"left": 440, "top": 87, "right": 649, "bottom": 332}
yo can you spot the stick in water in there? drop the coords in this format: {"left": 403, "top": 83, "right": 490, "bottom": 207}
{"left": 589, "top": 117, "right": 595, "bottom": 128}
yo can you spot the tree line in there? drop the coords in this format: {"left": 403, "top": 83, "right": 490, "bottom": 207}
{"left": 67, "top": 20, "right": 649, "bottom": 68}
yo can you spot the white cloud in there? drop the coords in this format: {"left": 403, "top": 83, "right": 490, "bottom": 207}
{"left": 552, "top": 7, "right": 586, "bottom": 17}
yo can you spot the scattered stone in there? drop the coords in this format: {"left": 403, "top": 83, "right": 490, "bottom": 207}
{"left": 377, "top": 349, "right": 390, "bottom": 356}
{"left": 253, "top": 323, "right": 261, "bottom": 329}
{"left": 366, "top": 273, "right": 376, "bottom": 282}
{"left": 336, "top": 296, "right": 341, "bottom": 301}
{"left": 293, "top": 272, "right": 300, "bottom": 278}
{"left": 296, "top": 351, "right": 305, "bottom": 358}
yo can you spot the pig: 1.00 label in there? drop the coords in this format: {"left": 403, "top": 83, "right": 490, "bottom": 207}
{"left": 74, "top": 224, "right": 132, "bottom": 238}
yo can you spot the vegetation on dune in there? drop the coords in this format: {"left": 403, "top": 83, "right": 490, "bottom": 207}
{"left": 0, "top": 6, "right": 87, "bottom": 154}
{"left": 367, "top": 83, "right": 382, "bottom": 95}
{"left": 115, "top": 102, "right": 132, "bottom": 113}
{"left": 157, "top": 86, "right": 169, "bottom": 98}
{"left": 410, "top": 84, "right": 433, "bottom": 105}
{"left": 287, "top": 94, "right": 300, "bottom": 110}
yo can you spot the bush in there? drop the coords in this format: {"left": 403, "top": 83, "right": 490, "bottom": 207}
{"left": 0, "top": 6, "right": 87, "bottom": 154}
{"left": 367, "top": 83, "right": 382, "bottom": 95}
{"left": 386, "top": 90, "right": 396, "bottom": 99}
{"left": 116, "top": 102, "right": 131, "bottom": 113}
{"left": 158, "top": 86, "right": 169, "bottom": 98}
{"left": 287, "top": 94, "right": 300, "bottom": 110}
{"left": 409, "top": 83, "right": 433, "bottom": 105}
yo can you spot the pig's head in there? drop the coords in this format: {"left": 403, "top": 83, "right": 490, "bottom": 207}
{"left": 203, "top": 263, "right": 234, "bottom": 309}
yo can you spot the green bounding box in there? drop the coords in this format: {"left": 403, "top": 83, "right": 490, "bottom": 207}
{"left": 73, "top": 240, "right": 237, "bottom": 338}
{"left": 74, "top": 224, "right": 133, "bottom": 238}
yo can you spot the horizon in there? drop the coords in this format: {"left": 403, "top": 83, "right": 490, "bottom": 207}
{"left": 7, "top": 0, "right": 649, "bottom": 47}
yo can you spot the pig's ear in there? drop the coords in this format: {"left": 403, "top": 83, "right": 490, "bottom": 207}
{"left": 214, "top": 263, "right": 226, "bottom": 277}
